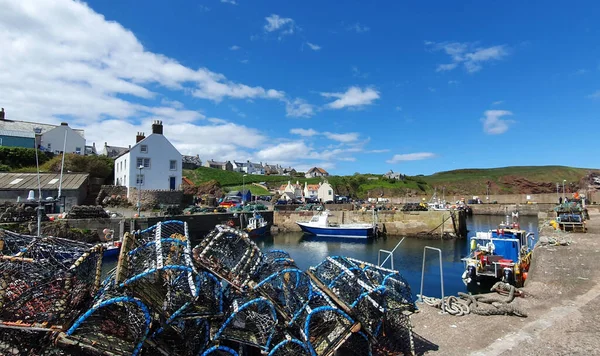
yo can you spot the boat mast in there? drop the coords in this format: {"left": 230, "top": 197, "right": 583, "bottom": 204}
{"left": 58, "top": 130, "right": 67, "bottom": 212}
{"left": 34, "top": 138, "right": 42, "bottom": 237}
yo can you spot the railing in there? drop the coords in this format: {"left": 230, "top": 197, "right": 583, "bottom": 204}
{"left": 377, "top": 237, "right": 405, "bottom": 270}
{"left": 417, "top": 246, "right": 445, "bottom": 313}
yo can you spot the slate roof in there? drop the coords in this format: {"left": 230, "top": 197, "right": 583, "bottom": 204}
{"left": 0, "top": 129, "right": 36, "bottom": 139}
{"left": 0, "top": 120, "right": 85, "bottom": 137}
{"left": 307, "top": 167, "right": 329, "bottom": 175}
{"left": 104, "top": 145, "right": 129, "bottom": 158}
{"left": 183, "top": 155, "right": 202, "bottom": 166}
{"left": 0, "top": 173, "right": 89, "bottom": 190}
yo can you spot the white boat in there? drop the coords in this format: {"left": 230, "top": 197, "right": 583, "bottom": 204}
{"left": 296, "top": 210, "right": 376, "bottom": 239}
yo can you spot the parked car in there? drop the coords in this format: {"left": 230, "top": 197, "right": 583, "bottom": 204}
{"left": 276, "top": 200, "right": 288, "bottom": 205}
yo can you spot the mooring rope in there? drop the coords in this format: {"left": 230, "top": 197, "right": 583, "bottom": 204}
{"left": 419, "top": 282, "right": 527, "bottom": 317}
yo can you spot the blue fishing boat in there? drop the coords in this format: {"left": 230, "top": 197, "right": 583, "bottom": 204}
{"left": 462, "top": 214, "right": 536, "bottom": 286}
{"left": 245, "top": 212, "right": 270, "bottom": 237}
{"left": 296, "top": 210, "right": 376, "bottom": 239}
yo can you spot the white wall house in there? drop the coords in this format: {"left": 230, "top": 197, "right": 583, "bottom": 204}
{"left": 317, "top": 181, "right": 335, "bottom": 203}
{"left": 303, "top": 182, "right": 320, "bottom": 198}
{"left": 277, "top": 181, "right": 303, "bottom": 200}
{"left": 233, "top": 160, "right": 265, "bottom": 175}
{"left": 305, "top": 167, "right": 329, "bottom": 178}
{"left": 40, "top": 123, "right": 86, "bottom": 155}
{"left": 114, "top": 120, "right": 182, "bottom": 196}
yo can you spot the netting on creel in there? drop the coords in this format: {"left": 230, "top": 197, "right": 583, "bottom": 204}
{"left": 0, "top": 237, "right": 103, "bottom": 327}
{"left": 200, "top": 345, "right": 240, "bottom": 356}
{"left": 118, "top": 220, "right": 199, "bottom": 318}
{"left": 57, "top": 294, "right": 151, "bottom": 356}
{"left": 146, "top": 317, "right": 211, "bottom": 356}
{"left": 334, "top": 331, "right": 372, "bottom": 356}
{"left": 214, "top": 295, "right": 278, "bottom": 350}
{"left": 193, "top": 225, "right": 263, "bottom": 290}
{"left": 0, "top": 329, "right": 55, "bottom": 356}
{"left": 254, "top": 268, "right": 313, "bottom": 326}
{"left": 303, "top": 304, "right": 356, "bottom": 356}
{"left": 254, "top": 250, "right": 298, "bottom": 282}
{"left": 268, "top": 338, "right": 311, "bottom": 356}
{"left": 372, "top": 309, "right": 415, "bottom": 355}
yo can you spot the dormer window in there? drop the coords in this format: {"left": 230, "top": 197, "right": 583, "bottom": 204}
{"left": 140, "top": 145, "right": 148, "bottom": 153}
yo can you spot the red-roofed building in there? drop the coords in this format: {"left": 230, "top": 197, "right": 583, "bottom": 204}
{"left": 305, "top": 167, "right": 329, "bottom": 178}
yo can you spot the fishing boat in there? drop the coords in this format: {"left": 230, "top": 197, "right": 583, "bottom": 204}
{"left": 245, "top": 212, "right": 270, "bottom": 237}
{"left": 462, "top": 212, "right": 535, "bottom": 286}
{"left": 101, "top": 228, "right": 121, "bottom": 260}
{"left": 296, "top": 210, "right": 377, "bottom": 239}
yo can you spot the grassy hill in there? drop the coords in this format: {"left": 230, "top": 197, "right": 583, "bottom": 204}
{"left": 184, "top": 165, "right": 597, "bottom": 199}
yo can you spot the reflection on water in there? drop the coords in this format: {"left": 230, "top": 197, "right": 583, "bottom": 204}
{"left": 102, "top": 214, "right": 538, "bottom": 298}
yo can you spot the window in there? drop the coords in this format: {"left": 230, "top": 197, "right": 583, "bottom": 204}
{"left": 137, "top": 157, "right": 150, "bottom": 168}
{"left": 170, "top": 160, "right": 177, "bottom": 170}
{"left": 124, "top": 159, "right": 127, "bottom": 170}
{"left": 75, "top": 147, "right": 82, "bottom": 155}
{"left": 328, "top": 190, "right": 332, "bottom": 196}
{"left": 140, "top": 145, "right": 148, "bottom": 153}
{"left": 47, "top": 143, "right": 51, "bottom": 151}
{"left": 136, "top": 174, "right": 144, "bottom": 185}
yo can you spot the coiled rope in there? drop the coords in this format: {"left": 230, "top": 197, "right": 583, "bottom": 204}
{"left": 419, "top": 282, "right": 527, "bottom": 317}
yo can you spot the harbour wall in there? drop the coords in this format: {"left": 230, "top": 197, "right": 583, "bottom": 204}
{"left": 470, "top": 203, "right": 556, "bottom": 216}
{"left": 273, "top": 210, "right": 458, "bottom": 236}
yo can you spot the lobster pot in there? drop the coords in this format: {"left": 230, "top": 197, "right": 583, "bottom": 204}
{"left": 310, "top": 257, "right": 386, "bottom": 336}
{"left": 0, "top": 329, "right": 55, "bottom": 356}
{"left": 334, "top": 331, "right": 372, "bottom": 356}
{"left": 254, "top": 268, "right": 313, "bottom": 325}
{"left": 268, "top": 337, "right": 311, "bottom": 356}
{"left": 0, "top": 229, "right": 35, "bottom": 255}
{"left": 0, "top": 244, "right": 103, "bottom": 328}
{"left": 255, "top": 250, "right": 298, "bottom": 282}
{"left": 201, "top": 345, "right": 241, "bottom": 356}
{"left": 190, "top": 270, "right": 224, "bottom": 318}
{"left": 193, "top": 225, "right": 263, "bottom": 290}
{"left": 57, "top": 294, "right": 152, "bottom": 356}
{"left": 381, "top": 273, "right": 415, "bottom": 313}
{"left": 213, "top": 295, "right": 278, "bottom": 351}
{"left": 119, "top": 221, "right": 200, "bottom": 318}
{"left": 146, "top": 318, "right": 211, "bottom": 356}
{"left": 372, "top": 309, "right": 415, "bottom": 356}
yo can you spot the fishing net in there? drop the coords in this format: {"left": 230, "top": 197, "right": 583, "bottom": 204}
{"left": 193, "top": 225, "right": 263, "bottom": 290}
{"left": 334, "top": 331, "right": 372, "bottom": 356}
{"left": 373, "top": 309, "right": 415, "bottom": 355}
{"left": 214, "top": 295, "right": 278, "bottom": 350}
{"left": 0, "top": 231, "right": 103, "bottom": 328}
{"left": 118, "top": 220, "right": 199, "bottom": 319}
{"left": 0, "top": 329, "right": 55, "bottom": 356}
{"left": 200, "top": 345, "right": 240, "bottom": 356}
{"left": 254, "top": 250, "right": 298, "bottom": 282}
{"left": 146, "top": 317, "right": 211, "bottom": 356}
{"left": 254, "top": 268, "right": 313, "bottom": 325}
{"left": 268, "top": 336, "right": 311, "bottom": 356}
{"left": 56, "top": 293, "right": 152, "bottom": 356}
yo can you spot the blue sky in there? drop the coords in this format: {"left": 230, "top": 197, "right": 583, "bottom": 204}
{"left": 1, "top": 0, "right": 599, "bottom": 175}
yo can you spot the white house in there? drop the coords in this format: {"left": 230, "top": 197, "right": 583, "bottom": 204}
{"left": 303, "top": 182, "right": 320, "bottom": 198}
{"left": 305, "top": 167, "right": 329, "bottom": 178}
{"left": 317, "top": 180, "right": 335, "bottom": 203}
{"left": 233, "top": 160, "right": 265, "bottom": 175}
{"left": 114, "top": 120, "right": 182, "bottom": 196}
{"left": 277, "top": 181, "right": 303, "bottom": 200}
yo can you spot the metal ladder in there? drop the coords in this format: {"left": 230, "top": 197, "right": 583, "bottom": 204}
{"left": 416, "top": 246, "right": 446, "bottom": 313}
{"left": 377, "top": 237, "right": 405, "bottom": 270}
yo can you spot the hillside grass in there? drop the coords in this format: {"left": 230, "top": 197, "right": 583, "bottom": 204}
{"left": 223, "top": 184, "right": 271, "bottom": 195}
{"left": 184, "top": 167, "right": 322, "bottom": 187}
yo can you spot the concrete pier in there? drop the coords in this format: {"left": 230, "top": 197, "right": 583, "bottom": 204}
{"left": 410, "top": 207, "right": 600, "bottom": 355}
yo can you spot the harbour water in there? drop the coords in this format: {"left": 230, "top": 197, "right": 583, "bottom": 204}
{"left": 103, "top": 214, "right": 538, "bottom": 298}
{"left": 254, "top": 214, "right": 539, "bottom": 298}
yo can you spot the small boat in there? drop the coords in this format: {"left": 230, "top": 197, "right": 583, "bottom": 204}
{"left": 101, "top": 229, "right": 121, "bottom": 260}
{"left": 462, "top": 213, "right": 535, "bottom": 286}
{"left": 296, "top": 210, "right": 376, "bottom": 239}
{"left": 245, "top": 212, "right": 270, "bottom": 237}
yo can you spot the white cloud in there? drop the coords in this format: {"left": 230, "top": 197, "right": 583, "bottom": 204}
{"left": 306, "top": 42, "right": 321, "bottom": 51}
{"left": 427, "top": 41, "right": 509, "bottom": 73}
{"left": 160, "top": 98, "right": 184, "bottom": 109}
{"left": 229, "top": 45, "right": 240, "bottom": 50}
{"left": 448, "top": 80, "right": 459, "bottom": 85}
{"left": 367, "top": 149, "right": 390, "bottom": 153}
{"left": 264, "top": 14, "right": 295, "bottom": 37}
{"left": 321, "top": 86, "right": 380, "bottom": 109}
{"left": 285, "top": 98, "right": 315, "bottom": 118}
{"left": 395, "top": 106, "right": 402, "bottom": 111}
{"left": 347, "top": 23, "right": 370, "bottom": 33}
{"left": 386, "top": 152, "right": 436, "bottom": 164}
{"left": 256, "top": 141, "right": 310, "bottom": 164}
{"left": 290, "top": 128, "right": 318, "bottom": 137}
{"left": 587, "top": 91, "right": 600, "bottom": 99}
{"left": 481, "top": 110, "right": 514, "bottom": 135}
{"left": 221, "top": 0, "right": 237, "bottom": 4}
{"left": 323, "top": 132, "right": 359, "bottom": 143}
{"left": 492, "top": 100, "right": 504, "bottom": 106}
{"left": 351, "top": 66, "right": 369, "bottom": 78}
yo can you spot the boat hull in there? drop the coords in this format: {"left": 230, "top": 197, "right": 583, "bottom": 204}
{"left": 297, "top": 222, "right": 374, "bottom": 239}
{"left": 103, "top": 246, "right": 120, "bottom": 260}
{"left": 247, "top": 225, "right": 269, "bottom": 237}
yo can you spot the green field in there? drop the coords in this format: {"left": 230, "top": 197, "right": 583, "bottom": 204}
{"left": 184, "top": 165, "right": 597, "bottom": 198}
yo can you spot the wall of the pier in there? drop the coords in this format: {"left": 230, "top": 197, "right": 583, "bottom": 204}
{"left": 273, "top": 210, "right": 454, "bottom": 236}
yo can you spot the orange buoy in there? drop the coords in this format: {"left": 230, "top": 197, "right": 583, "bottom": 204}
{"left": 522, "top": 272, "right": 528, "bottom": 282}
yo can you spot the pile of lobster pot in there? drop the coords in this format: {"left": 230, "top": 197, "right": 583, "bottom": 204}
{"left": 0, "top": 221, "right": 416, "bottom": 356}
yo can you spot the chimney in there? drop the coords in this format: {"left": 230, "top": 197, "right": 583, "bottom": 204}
{"left": 136, "top": 132, "right": 145, "bottom": 143}
{"left": 0, "top": 108, "right": 4, "bottom": 120}
{"left": 151, "top": 120, "right": 163, "bottom": 135}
